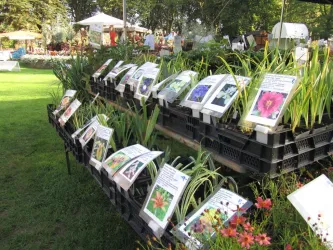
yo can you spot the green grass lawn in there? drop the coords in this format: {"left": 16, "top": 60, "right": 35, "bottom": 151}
{"left": 0, "top": 68, "right": 139, "bottom": 250}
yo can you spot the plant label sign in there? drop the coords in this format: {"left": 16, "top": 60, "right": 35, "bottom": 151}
{"left": 79, "top": 120, "right": 99, "bottom": 147}
{"left": 174, "top": 187, "right": 252, "bottom": 249}
{"left": 158, "top": 70, "right": 198, "bottom": 106}
{"left": 53, "top": 89, "right": 77, "bottom": 116}
{"left": 151, "top": 73, "right": 179, "bottom": 99}
{"left": 127, "top": 62, "right": 158, "bottom": 91}
{"left": 89, "top": 23, "right": 103, "bottom": 49}
{"left": 201, "top": 75, "right": 251, "bottom": 123}
{"left": 102, "top": 144, "right": 150, "bottom": 177}
{"left": 140, "top": 164, "right": 190, "bottom": 238}
{"left": 134, "top": 67, "right": 161, "bottom": 103}
{"left": 103, "top": 60, "right": 124, "bottom": 84}
{"left": 288, "top": 174, "right": 333, "bottom": 249}
{"left": 107, "top": 63, "right": 136, "bottom": 80}
{"left": 245, "top": 74, "right": 298, "bottom": 128}
{"left": 58, "top": 99, "right": 81, "bottom": 127}
{"left": 89, "top": 125, "right": 114, "bottom": 171}
{"left": 181, "top": 75, "right": 226, "bottom": 118}
{"left": 295, "top": 47, "right": 309, "bottom": 63}
{"left": 113, "top": 151, "right": 163, "bottom": 191}
{"left": 115, "top": 66, "right": 138, "bottom": 95}
{"left": 92, "top": 59, "right": 112, "bottom": 81}
{"left": 175, "top": 190, "right": 251, "bottom": 249}
{"left": 71, "top": 114, "right": 108, "bottom": 139}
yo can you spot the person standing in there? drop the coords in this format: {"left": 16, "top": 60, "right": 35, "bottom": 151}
{"left": 109, "top": 25, "right": 117, "bottom": 46}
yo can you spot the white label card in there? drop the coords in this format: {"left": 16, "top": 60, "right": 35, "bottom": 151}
{"left": 58, "top": 99, "right": 81, "bottom": 126}
{"left": 92, "top": 59, "right": 112, "bottom": 80}
{"left": 202, "top": 75, "right": 251, "bottom": 119}
{"left": 126, "top": 62, "right": 158, "bottom": 89}
{"left": 89, "top": 125, "right": 114, "bottom": 170}
{"left": 141, "top": 164, "right": 190, "bottom": 231}
{"left": 53, "top": 89, "right": 77, "bottom": 115}
{"left": 113, "top": 151, "right": 163, "bottom": 191}
{"left": 288, "top": 175, "right": 333, "bottom": 249}
{"left": 158, "top": 70, "right": 198, "bottom": 104}
{"left": 151, "top": 73, "right": 179, "bottom": 99}
{"left": 134, "top": 67, "right": 160, "bottom": 102}
{"left": 181, "top": 75, "right": 225, "bottom": 111}
{"left": 175, "top": 187, "right": 252, "bottom": 249}
{"left": 79, "top": 120, "right": 99, "bottom": 147}
{"left": 245, "top": 74, "right": 298, "bottom": 128}
{"left": 102, "top": 144, "right": 150, "bottom": 177}
{"left": 115, "top": 66, "right": 138, "bottom": 93}
{"left": 103, "top": 60, "right": 124, "bottom": 83}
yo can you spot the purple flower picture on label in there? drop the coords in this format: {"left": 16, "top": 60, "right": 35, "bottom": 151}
{"left": 139, "top": 77, "right": 154, "bottom": 96}
{"left": 188, "top": 85, "right": 211, "bottom": 102}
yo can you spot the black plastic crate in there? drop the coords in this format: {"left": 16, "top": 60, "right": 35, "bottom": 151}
{"left": 90, "top": 76, "right": 97, "bottom": 94}
{"left": 158, "top": 105, "right": 200, "bottom": 141}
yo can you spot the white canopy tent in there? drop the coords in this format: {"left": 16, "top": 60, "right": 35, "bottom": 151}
{"left": 76, "top": 13, "right": 148, "bottom": 33}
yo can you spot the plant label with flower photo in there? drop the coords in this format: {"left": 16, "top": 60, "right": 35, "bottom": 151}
{"left": 109, "top": 63, "right": 136, "bottom": 79}
{"left": 58, "top": 99, "right": 81, "bottom": 127}
{"left": 174, "top": 187, "right": 252, "bottom": 249}
{"left": 158, "top": 70, "right": 198, "bottom": 105}
{"left": 71, "top": 114, "right": 108, "bottom": 139}
{"left": 127, "top": 62, "right": 158, "bottom": 91}
{"left": 181, "top": 75, "right": 226, "bottom": 118}
{"left": 53, "top": 89, "right": 77, "bottom": 116}
{"left": 134, "top": 67, "right": 160, "bottom": 103}
{"left": 245, "top": 74, "right": 298, "bottom": 128}
{"left": 79, "top": 120, "right": 99, "bottom": 147}
{"left": 115, "top": 66, "right": 138, "bottom": 94}
{"left": 288, "top": 174, "right": 333, "bottom": 249}
{"left": 151, "top": 73, "right": 179, "bottom": 99}
{"left": 103, "top": 60, "right": 124, "bottom": 84}
{"left": 89, "top": 125, "right": 114, "bottom": 171}
{"left": 140, "top": 164, "right": 191, "bottom": 238}
{"left": 102, "top": 144, "right": 150, "bottom": 177}
{"left": 92, "top": 59, "right": 112, "bottom": 81}
{"left": 113, "top": 151, "right": 163, "bottom": 191}
{"left": 201, "top": 75, "right": 251, "bottom": 121}
{"left": 89, "top": 23, "right": 103, "bottom": 49}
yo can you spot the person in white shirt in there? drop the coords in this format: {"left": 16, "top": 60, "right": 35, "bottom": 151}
{"left": 144, "top": 31, "right": 155, "bottom": 50}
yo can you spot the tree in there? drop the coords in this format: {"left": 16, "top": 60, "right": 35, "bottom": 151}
{"left": 66, "top": 0, "right": 98, "bottom": 22}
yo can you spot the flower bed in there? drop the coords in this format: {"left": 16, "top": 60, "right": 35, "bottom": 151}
{"left": 21, "top": 55, "right": 73, "bottom": 69}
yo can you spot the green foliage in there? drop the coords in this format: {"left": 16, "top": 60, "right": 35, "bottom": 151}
{"left": 52, "top": 55, "right": 91, "bottom": 103}
{"left": 20, "top": 55, "right": 73, "bottom": 69}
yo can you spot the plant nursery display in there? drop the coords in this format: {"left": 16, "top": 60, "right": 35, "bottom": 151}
{"left": 79, "top": 120, "right": 99, "bottom": 147}
{"left": 134, "top": 67, "right": 161, "bottom": 102}
{"left": 140, "top": 164, "right": 190, "bottom": 238}
{"left": 103, "top": 60, "right": 124, "bottom": 83}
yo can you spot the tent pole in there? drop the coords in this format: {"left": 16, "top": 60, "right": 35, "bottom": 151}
{"left": 278, "top": 0, "right": 286, "bottom": 46}
{"left": 123, "top": 0, "right": 127, "bottom": 59}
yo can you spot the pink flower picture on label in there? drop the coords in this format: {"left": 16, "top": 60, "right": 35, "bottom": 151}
{"left": 251, "top": 91, "right": 287, "bottom": 119}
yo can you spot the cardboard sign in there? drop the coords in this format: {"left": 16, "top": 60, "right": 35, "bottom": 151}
{"left": 140, "top": 164, "right": 190, "bottom": 238}
{"left": 58, "top": 99, "right": 81, "bottom": 127}
{"left": 180, "top": 75, "right": 225, "bottom": 118}
{"left": 92, "top": 59, "right": 112, "bottom": 81}
{"left": 175, "top": 188, "right": 252, "bottom": 249}
{"left": 89, "top": 125, "right": 114, "bottom": 170}
{"left": 157, "top": 70, "right": 198, "bottom": 105}
{"left": 245, "top": 74, "right": 298, "bottom": 128}
{"left": 53, "top": 90, "right": 77, "bottom": 116}
{"left": 134, "top": 67, "right": 161, "bottom": 103}
{"left": 288, "top": 175, "right": 333, "bottom": 249}
{"left": 102, "top": 144, "right": 150, "bottom": 177}
{"left": 89, "top": 23, "right": 103, "bottom": 49}
{"left": 113, "top": 151, "right": 163, "bottom": 191}
{"left": 201, "top": 75, "right": 251, "bottom": 122}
